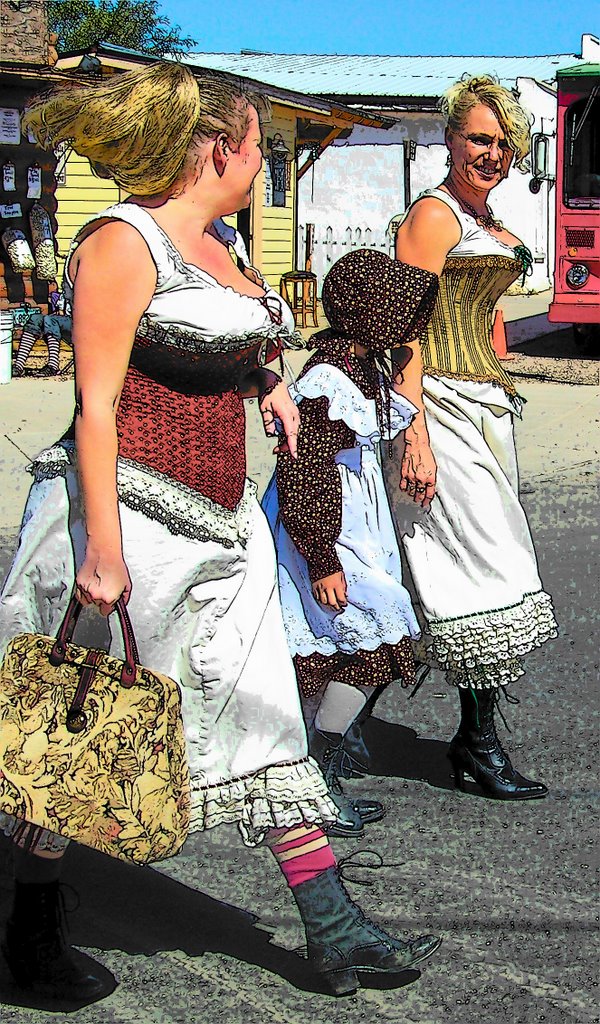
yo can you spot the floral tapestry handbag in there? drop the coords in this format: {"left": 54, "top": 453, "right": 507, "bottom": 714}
{"left": 0, "top": 593, "right": 190, "bottom": 864}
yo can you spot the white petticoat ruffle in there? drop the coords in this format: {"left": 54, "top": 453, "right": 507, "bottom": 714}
{"left": 190, "top": 756, "right": 337, "bottom": 847}
{"left": 426, "top": 590, "right": 558, "bottom": 688}
{"left": 27, "top": 442, "right": 258, "bottom": 548}
{"left": 291, "top": 363, "right": 418, "bottom": 443}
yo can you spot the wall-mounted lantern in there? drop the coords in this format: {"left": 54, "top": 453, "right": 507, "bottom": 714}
{"left": 268, "top": 133, "right": 291, "bottom": 207}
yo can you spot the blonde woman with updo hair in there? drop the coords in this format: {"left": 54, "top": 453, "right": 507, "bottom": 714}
{"left": 392, "top": 75, "right": 558, "bottom": 800}
{"left": 0, "top": 62, "right": 440, "bottom": 1003}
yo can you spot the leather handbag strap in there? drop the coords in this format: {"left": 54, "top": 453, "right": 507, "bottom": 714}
{"left": 49, "top": 592, "right": 140, "bottom": 687}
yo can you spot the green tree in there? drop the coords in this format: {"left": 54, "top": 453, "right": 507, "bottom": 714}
{"left": 46, "top": 0, "right": 197, "bottom": 57}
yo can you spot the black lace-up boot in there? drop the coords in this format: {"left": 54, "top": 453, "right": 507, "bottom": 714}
{"left": 341, "top": 665, "right": 431, "bottom": 778}
{"left": 292, "top": 866, "right": 441, "bottom": 995}
{"left": 448, "top": 687, "right": 548, "bottom": 799}
{"left": 309, "top": 727, "right": 384, "bottom": 837}
{"left": 2, "top": 880, "right": 115, "bottom": 1002}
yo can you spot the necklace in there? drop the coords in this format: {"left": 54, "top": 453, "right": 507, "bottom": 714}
{"left": 444, "top": 181, "right": 503, "bottom": 232}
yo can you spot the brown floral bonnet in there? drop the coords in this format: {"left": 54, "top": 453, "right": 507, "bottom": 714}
{"left": 311, "top": 248, "right": 438, "bottom": 362}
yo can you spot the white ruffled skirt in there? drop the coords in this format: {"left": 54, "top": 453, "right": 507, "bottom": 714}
{"left": 392, "top": 375, "right": 558, "bottom": 688}
{"left": 263, "top": 362, "right": 421, "bottom": 658}
{"left": 0, "top": 447, "right": 336, "bottom": 846}
{"left": 264, "top": 447, "right": 421, "bottom": 659}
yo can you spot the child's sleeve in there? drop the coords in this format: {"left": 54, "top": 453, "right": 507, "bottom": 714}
{"left": 276, "top": 395, "right": 355, "bottom": 584}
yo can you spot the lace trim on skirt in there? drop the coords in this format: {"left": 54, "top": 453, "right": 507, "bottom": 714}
{"left": 425, "top": 590, "right": 558, "bottom": 689}
{"left": 27, "top": 443, "right": 258, "bottom": 547}
{"left": 116, "top": 459, "right": 257, "bottom": 546}
{"left": 189, "top": 756, "right": 338, "bottom": 847}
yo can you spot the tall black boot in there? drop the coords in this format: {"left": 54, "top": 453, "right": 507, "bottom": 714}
{"left": 341, "top": 664, "right": 432, "bottom": 778}
{"left": 448, "top": 687, "right": 548, "bottom": 800}
{"left": 2, "top": 880, "right": 115, "bottom": 1002}
{"left": 292, "top": 866, "right": 441, "bottom": 995}
{"left": 309, "top": 727, "right": 384, "bottom": 837}
{"left": 338, "top": 685, "right": 389, "bottom": 778}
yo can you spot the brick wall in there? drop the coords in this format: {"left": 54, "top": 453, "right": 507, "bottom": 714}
{"left": 0, "top": 0, "right": 49, "bottom": 64}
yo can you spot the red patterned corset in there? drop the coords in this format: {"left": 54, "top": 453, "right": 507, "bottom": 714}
{"left": 116, "top": 297, "right": 287, "bottom": 511}
{"left": 117, "top": 362, "right": 247, "bottom": 511}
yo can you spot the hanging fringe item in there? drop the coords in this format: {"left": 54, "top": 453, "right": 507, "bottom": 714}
{"left": 1, "top": 227, "right": 35, "bottom": 273}
{"left": 28, "top": 202, "right": 58, "bottom": 280}
{"left": 513, "top": 244, "right": 534, "bottom": 287}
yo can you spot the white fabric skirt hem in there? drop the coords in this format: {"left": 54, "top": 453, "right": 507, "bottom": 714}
{"left": 189, "top": 755, "right": 337, "bottom": 847}
{"left": 426, "top": 590, "right": 557, "bottom": 688}
{"left": 284, "top": 615, "right": 420, "bottom": 660}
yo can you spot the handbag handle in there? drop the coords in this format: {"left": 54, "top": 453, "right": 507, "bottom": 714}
{"left": 49, "top": 592, "right": 140, "bottom": 686}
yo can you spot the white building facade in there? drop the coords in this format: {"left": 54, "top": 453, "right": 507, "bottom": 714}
{"left": 190, "top": 35, "right": 600, "bottom": 294}
{"left": 299, "top": 79, "right": 558, "bottom": 294}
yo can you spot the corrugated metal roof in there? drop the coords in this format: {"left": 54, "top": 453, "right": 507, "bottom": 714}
{"left": 64, "top": 43, "right": 393, "bottom": 127}
{"left": 184, "top": 52, "right": 581, "bottom": 96}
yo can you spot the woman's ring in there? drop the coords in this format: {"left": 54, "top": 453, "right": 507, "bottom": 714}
{"left": 416, "top": 486, "right": 427, "bottom": 493}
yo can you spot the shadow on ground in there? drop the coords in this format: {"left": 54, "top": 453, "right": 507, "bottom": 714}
{"left": 0, "top": 832, "right": 420, "bottom": 1013}
{"left": 513, "top": 325, "right": 599, "bottom": 360}
{"left": 359, "top": 717, "right": 455, "bottom": 792}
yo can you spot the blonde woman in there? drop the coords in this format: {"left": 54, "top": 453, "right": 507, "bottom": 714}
{"left": 0, "top": 64, "right": 440, "bottom": 1002}
{"left": 393, "top": 75, "right": 558, "bottom": 799}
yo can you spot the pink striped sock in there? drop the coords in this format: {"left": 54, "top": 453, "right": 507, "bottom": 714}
{"left": 267, "top": 823, "right": 336, "bottom": 888}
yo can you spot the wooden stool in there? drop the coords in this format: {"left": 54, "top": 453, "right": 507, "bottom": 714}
{"left": 280, "top": 271, "right": 318, "bottom": 328}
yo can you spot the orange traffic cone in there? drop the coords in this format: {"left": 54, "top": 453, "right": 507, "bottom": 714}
{"left": 491, "top": 307, "right": 515, "bottom": 361}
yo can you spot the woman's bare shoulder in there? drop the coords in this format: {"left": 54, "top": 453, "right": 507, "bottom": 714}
{"left": 77, "top": 218, "right": 153, "bottom": 258}
{"left": 396, "top": 193, "right": 461, "bottom": 274}
{"left": 70, "top": 218, "right": 156, "bottom": 284}
{"left": 405, "top": 193, "right": 462, "bottom": 234}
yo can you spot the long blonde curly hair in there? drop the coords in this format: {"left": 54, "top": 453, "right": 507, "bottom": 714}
{"left": 22, "top": 62, "right": 270, "bottom": 196}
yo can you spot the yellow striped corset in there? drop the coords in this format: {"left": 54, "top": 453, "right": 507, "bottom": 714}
{"left": 421, "top": 254, "right": 521, "bottom": 396}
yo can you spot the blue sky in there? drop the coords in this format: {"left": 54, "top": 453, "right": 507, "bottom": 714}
{"left": 160, "top": 0, "right": 597, "bottom": 56}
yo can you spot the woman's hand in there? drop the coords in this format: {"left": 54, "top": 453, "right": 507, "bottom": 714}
{"left": 259, "top": 379, "right": 301, "bottom": 459}
{"left": 312, "top": 571, "right": 348, "bottom": 612}
{"left": 400, "top": 435, "right": 437, "bottom": 510}
{"left": 76, "top": 548, "right": 132, "bottom": 617}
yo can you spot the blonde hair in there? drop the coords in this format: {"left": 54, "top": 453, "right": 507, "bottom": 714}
{"left": 441, "top": 75, "right": 531, "bottom": 170}
{"left": 22, "top": 62, "right": 270, "bottom": 196}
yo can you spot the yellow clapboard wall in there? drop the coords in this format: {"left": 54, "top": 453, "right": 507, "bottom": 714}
{"left": 54, "top": 150, "right": 120, "bottom": 284}
{"left": 252, "top": 104, "right": 296, "bottom": 288}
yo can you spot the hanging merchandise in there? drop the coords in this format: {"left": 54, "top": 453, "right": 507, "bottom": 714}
{"left": 0, "top": 203, "right": 21, "bottom": 219}
{"left": 1, "top": 227, "right": 35, "bottom": 273}
{"left": 28, "top": 201, "right": 57, "bottom": 280}
{"left": 0, "top": 108, "right": 20, "bottom": 146}
{"left": 2, "top": 161, "right": 16, "bottom": 192}
{"left": 26, "top": 163, "right": 42, "bottom": 199}
{"left": 264, "top": 159, "right": 273, "bottom": 207}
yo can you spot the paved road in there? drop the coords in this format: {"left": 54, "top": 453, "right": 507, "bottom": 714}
{"left": 0, "top": 372, "right": 598, "bottom": 1024}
